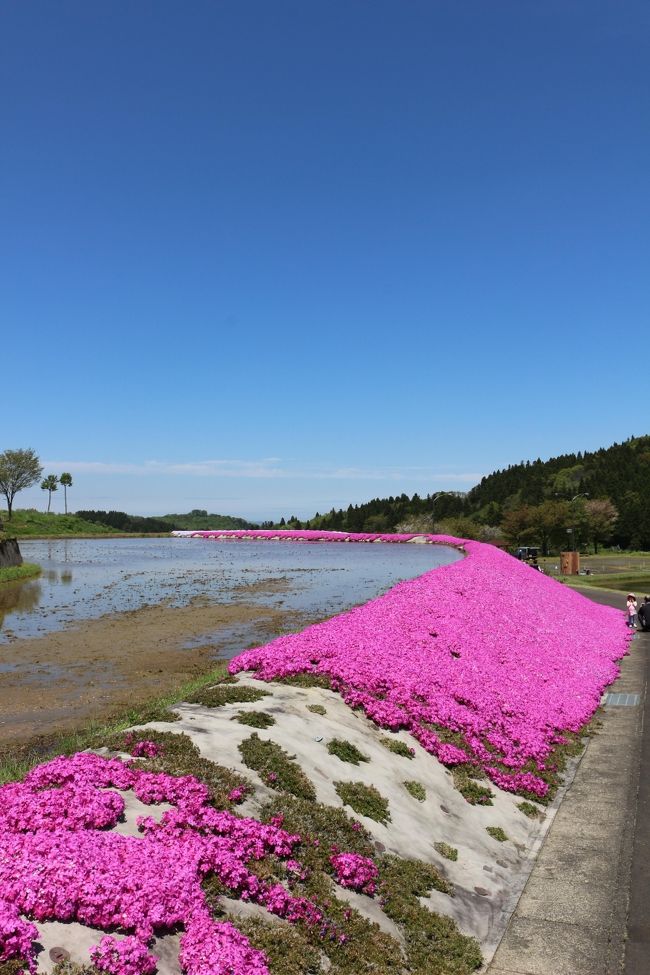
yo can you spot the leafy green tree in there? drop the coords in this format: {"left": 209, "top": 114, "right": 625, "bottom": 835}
{"left": 531, "top": 500, "right": 570, "bottom": 555}
{"left": 60, "top": 472, "right": 73, "bottom": 514}
{"left": 0, "top": 447, "right": 43, "bottom": 520}
{"left": 500, "top": 505, "right": 537, "bottom": 547}
{"left": 584, "top": 498, "right": 618, "bottom": 553}
{"left": 41, "top": 474, "right": 59, "bottom": 513}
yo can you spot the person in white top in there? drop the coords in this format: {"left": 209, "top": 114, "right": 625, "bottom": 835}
{"left": 627, "top": 593, "right": 638, "bottom": 629}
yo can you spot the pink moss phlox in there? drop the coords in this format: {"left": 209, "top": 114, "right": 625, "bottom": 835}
{"left": 130, "top": 741, "right": 163, "bottom": 759}
{"left": 90, "top": 936, "right": 157, "bottom": 975}
{"left": 0, "top": 906, "right": 38, "bottom": 973}
{"left": 219, "top": 531, "right": 631, "bottom": 796}
{"left": 0, "top": 752, "right": 325, "bottom": 975}
{"left": 330, "top": 853, "right": 378, "bottom": 895}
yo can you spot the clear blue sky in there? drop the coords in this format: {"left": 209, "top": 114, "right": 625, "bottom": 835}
{"left": 3, "top": 1, "right": 648, "bottom": 519}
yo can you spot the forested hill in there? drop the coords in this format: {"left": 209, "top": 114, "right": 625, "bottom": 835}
{"left": 280, "top": 436, "right": 650, "bottom": 550}
{"left": 467, "top": 435, "right": 650, "bottom": 511}
{"left": 75, "top": 510, "right": 254, "bottom": 533}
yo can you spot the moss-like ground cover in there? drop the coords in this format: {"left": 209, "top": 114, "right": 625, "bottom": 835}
{"left": 326, "top": 739, "right": 370, "bottom": 765}
{"left": 239, "top": 733, "right": 317, "bottom": 801}
{"left": 334, "top": 781, "right": 391, "bottom": 825}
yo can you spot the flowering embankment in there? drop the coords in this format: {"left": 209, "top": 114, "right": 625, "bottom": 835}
{"left": 222, "top": 532, "right": 631, "bottom": 798}
{"left": 0, "top": 752, "right": 332, "bottom": 975}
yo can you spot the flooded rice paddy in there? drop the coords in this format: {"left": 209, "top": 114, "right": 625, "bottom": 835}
{"left": 0, "top": 538, "right": 461, "bottom": 743}
{"left": 2, "top": 537, "right": 460, "bottom": 644}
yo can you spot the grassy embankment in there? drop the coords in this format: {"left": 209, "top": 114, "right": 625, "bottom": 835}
{"left": 0, "top": 563, "right": 41, "bottom": 584}
{"left": 1, "top": 509, "right": 168, "bottom": 539}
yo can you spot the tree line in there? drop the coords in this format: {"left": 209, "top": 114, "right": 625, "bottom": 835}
{"left": 275, "top": 436, "right": 650, "bottom": 551}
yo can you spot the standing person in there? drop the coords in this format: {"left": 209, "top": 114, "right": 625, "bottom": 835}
{"left": 638, "top": 596, "right": 650, "bottom": 632}
{"left": 627, "top": 593, "right": 638, "bottom": 629}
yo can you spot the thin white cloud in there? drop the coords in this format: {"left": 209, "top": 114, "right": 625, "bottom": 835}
{"left": 43, "top": 458, "right": 484, "bottom": 483}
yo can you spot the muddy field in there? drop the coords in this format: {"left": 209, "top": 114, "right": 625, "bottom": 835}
{"left": 0, "top": 592, "right": 308, "bottom": 746}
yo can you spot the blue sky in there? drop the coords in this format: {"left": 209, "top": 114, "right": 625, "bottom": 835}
{"left": 3, "top": 1, "right": 648, "bottom": 519}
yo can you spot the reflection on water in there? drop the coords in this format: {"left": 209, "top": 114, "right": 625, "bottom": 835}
{"left": 0, "top": 580, "right": 42, "bottom": 620}
{"left": 2, "top": 537, "right": 461, "bottom": 643}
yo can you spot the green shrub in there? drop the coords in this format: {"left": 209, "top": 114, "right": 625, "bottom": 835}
{"left": 434, "top": 842, "right": 458, "bottom": 861}
{"left": 232, "top": 710, "right": 276, "bottom": 728}
{"left": 379, "top": 736, "right": 414, "bottom": 758}
{"left": 239, "top": 733, "right": 316, "bottom": 801}
{"left": 327, "top": 738, "right": 370, "bottom": 765}
{"left": 335, "top": 781, "right": 391, "bottom": 825}
{"left": 403, "top": 780, "right": 426, "bottom": 801}
{"left": 486, "top": 826, "right": 508, "bottom": 842}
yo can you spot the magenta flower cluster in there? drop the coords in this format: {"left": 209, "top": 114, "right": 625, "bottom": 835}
{"left": 329, "top": 853, "right": 378, "bottom": 895}
{"left": 0, "top": 752, "right": 341, "bottom": 975}
{"left": 219, "top": 532, "right": 631, "bottom": 797}
{"left": 129, "top": 740, "right": 163, "bottom": 759}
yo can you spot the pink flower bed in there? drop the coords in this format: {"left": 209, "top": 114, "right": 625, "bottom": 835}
{"left": 0, "top": 752, "right": 333, "bottom": 975}
{"left": 330, "top": 853, "right": 378, "bottom": 895}
{"left": 221, "top": 532, "right": 631, "bottom": 798}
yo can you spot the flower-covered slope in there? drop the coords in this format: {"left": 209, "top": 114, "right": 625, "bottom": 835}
{"left": 223, "top": 532, "right": 631, "bottom": 798}
{"left": 0, "top": 752, "right": 331, "bottom": 975}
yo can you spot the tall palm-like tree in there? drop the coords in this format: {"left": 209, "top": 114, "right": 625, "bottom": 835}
{"left": 41, "top": 474, "right": 59, "bottom": 513}
{"left": 60, "top": 472, "right": 73, "bottom": 514}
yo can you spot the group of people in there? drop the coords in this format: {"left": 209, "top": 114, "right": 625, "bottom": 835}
{"left": 627, "top": 594, "right": 650, "bottom": 631}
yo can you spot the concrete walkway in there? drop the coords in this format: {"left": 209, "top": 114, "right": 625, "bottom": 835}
{"left": 489, "top": 587, "right": 650, "bottom": 975}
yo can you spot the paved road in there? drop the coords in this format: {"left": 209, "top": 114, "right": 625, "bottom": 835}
{"left": 488, "top": 586, "right": 650, "bottom": 975}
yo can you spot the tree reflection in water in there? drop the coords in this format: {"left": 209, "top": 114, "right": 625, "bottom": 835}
{"left": 0, "top": 580, "right": 42, "bottom": 629}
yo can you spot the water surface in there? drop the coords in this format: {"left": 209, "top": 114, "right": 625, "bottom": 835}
{"left": 3, "top": 537, "right": 461, "bottom": 643}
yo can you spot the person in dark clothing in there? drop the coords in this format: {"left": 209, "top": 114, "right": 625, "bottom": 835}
{"left": 639, "top": 597, "right": 650, "bottom": 632}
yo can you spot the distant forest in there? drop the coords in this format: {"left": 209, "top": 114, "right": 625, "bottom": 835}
{"left": 267, "top": 436, "right": 650, "bottom": 552}
{"left": 75, "top": 509, "right": 254, "bottom": 533}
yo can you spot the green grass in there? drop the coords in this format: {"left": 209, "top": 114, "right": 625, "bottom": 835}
{"left": 403, "top": 780, "right": 426, "bottom": 801}
{"left": 1, "top": 508, "right": 128, "bottom": 537}
{"left": 278, "top": 672, "right": 333, "bottom": 689}
{"left": 564, "top": 572, "right": 650, "bottom": 594}
{"left": 335, "top": 781, "right": 391, "bottom": 825}
{"left": 0, "top": 562, "right": 41, "bottom": 584}
{"left": 239, "top": 733, "right": 317, "bottom": 800}
{"left": 378, "top": 855, "right": 482, "bottom": 973}
{"left": 326, "top": 738, "right": 370, "bottom": 765}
